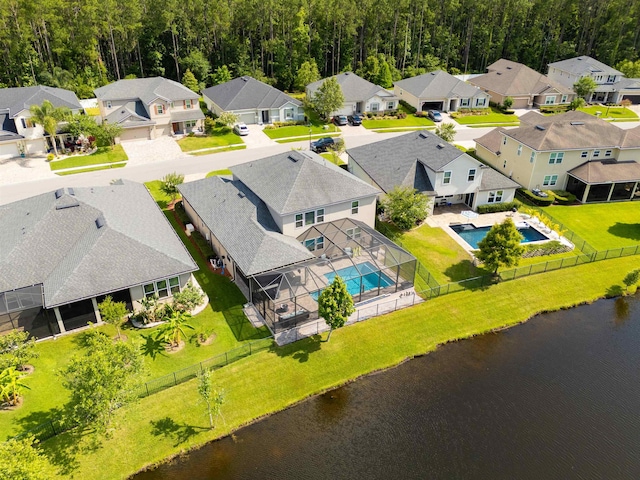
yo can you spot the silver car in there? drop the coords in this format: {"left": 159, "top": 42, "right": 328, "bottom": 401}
{"left": 233, "top": 123, "right": 250, "bottom": 136}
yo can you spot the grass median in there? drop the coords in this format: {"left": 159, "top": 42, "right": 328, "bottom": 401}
{"left": 39, "top": 255, "right": 640, "bottom": 479}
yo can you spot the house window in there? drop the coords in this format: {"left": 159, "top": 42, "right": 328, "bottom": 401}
{"left": 593, "top": 150, "right": 600, "bottom": 158}
{"left": 543, "top": 174, "right": 558, "bottom": 186}
{"left": 517, "top": 144, "right": 522, "bottom": 156}
{"left": 156, "top": 104, "right": 164, "bottom": 115}
{"left": 370, "top": 103, "right": 379, "bottom": 112}
{"left": 581, "top": 151, "right": 588, "bottom": 158}
{"left": 304, "top": 238, "right": 316, "bottom": 251}
{"left": 285, "top": 108, "right": 294, "bottom": 119}
{"left": 487, "top": 190, "right": 504, "bottom": 203}
{"left": 295, "top": 213, "right": 303, "bottom": 228}
{"left": 185, "top": 99, "right": 193, "bottom": 109}
{"left": 185, "top": 120, "right": 197, "bottom": 128}
{"left": 21, "top": 118, "right": 34, "bottom": 128}
{"left": 545, "top": 96, "right": 555, "bottom": 105}
{"left": 351, "top": 201, "right": 359, "bottom": 214}
{"left": 305, "top": 211, "right": 315, "bottom": 226}
{"left": 467, "top": 168, "right": 476, "bottom": 182}
{"left": 346, "top": 227, "right": 362, "bottom": 240}
{"left": 316, "top": 236, "right": 324, "bottom": 250}
{"left": 530, "top": 151, "right": 536, "bottom": 163}
{"left": 143, "top": 276, "right": 180, "bottom": 299}
{"left": 106, "top": 101, "right": 112, "bottom": 109}
{"left": 549, "top": 152, "right": 564, "bottom": 164}
{"left": 502, "top": 136, "right": 507, "bottom": 145}
{"left": 460, "top": 98, "right": 470, "bottom": 107}
{"left": 561, "top": 95, "right": 568, "bottom": 103}
{"left": 387, "top": 101, "right": 394, "bottom": 110}
{"left": 299, "top": 208, "right": 326, "bottom": 227}
{"left": 443, "top": 171, "right": 452, "bottom": 185}
{"left": 475, "top": 97, "right": 487, "bottom": 107}
{"left": 607, "top": 75, "right": 616, "bottom": 83}
{"left": 605, "top": 150, "right": 612, "bottom": 157}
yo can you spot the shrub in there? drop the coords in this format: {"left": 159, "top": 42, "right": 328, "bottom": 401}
{"left": 172, "top": 282, "right": 205, "bottom": 312}
{"left": 191, "top": 230, "right": 215, "bottom": 258}
{"left": 477, "top": 201, "right": 519, "bottom": 214}
{"left": 415, "top": 111, "right": 426, "bottom": 117}
{"left": 174, "top": 201, "right": 191, "bottom": 225}
{"left": 0, "top": 331, "right": 39, "bottom": 371}
{"left": 46, "top": 153, "right": 55, "bottom": 162}
{"left": 518, "top": 188, "right": 555, "bottom": 206}
{"left": 204, "top": 117, "right": 216, "bottom": 134}
{"left": 503, "top": 110, "right": 515, "bottom": 115}
{"left": 550, "top": 190, "right": 576, "bottom": 205}
{"left": 397, "top": 112, "right": 407, "bottom": 119}
{"left": 522, "top": 240, "right": 572, "bottom": 258}
{"left": 399, "top": 100, "right": 417, "bottom": 113}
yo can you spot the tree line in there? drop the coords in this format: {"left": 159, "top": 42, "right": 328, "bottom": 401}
{"left": 1, "top": 0, "right": 639, "bottom": 97}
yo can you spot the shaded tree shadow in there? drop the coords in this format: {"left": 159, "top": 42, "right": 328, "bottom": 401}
{"left": 606, "top": 285, "right": 624, "bottom": 298}
{"left": 45, "top": 426, "right": 101, "bottom": 477}
{"left": 139, "top": 333, "right": 168, "bottom": 360}
{"left": 441, "top": 261, "right": 494, "bottom": 292}
{"left": 222, "top": 306, "right": 270, "bottom": 342}
{"left": 70, "top": 328, "right": 109, "bottom": 350}
{"left": 608, "top": 223, "right": 640, "bottom": 242}
{"left": 13, "top": 407, "right": 65, "bottom": 434}
{"left": 614, "top": 297, "right": 630, "bottom": 326}
{"left": 270, "top": 334, "right": 323, "bottom": 363}
{"left": 150, "top": 416, "right": 208, "bottom": 447}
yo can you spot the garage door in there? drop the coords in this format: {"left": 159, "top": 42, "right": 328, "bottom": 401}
{"left": 0, "top": 142, "right": 19, "bottom": 161}
{"left": 421, "top": 101, "right": 444, "bottom": 111}
{"left": 622, "top": 95, "right": 640, "bottom": 104}
{"left": 238, "top": 112, "right": 256, "bottom": 125}
{"left": 512, "top": 97, "right": 530, "bottom": 109}
{"left": 119, "top": 127, "right": 150, "bottom": 142}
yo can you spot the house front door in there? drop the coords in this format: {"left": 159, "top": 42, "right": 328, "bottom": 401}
{"left": 172, "top": 122, "right": 180, "bottom": 134}
{"left": 464, "top": 192, "right": 475, "bottom": 208}
{"left": 261, "top": 110, "right": 270, "bottom": 123}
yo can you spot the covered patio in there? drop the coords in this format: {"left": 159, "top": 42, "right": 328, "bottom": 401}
{"left": 566, "top": 160, "right": 640, "bottom": 203}
{"left": 170, "top": 109, "right": 205, "bottom": 135}
{"left": 248, "top": 219, "right": 417, "bottom": 333}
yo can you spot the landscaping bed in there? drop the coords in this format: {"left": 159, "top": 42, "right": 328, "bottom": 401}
{"left": 362, "top": 105, "right": 434, "bottom": 129}
{"left": 48, "top": 145, "right": 128, "bottom": 171}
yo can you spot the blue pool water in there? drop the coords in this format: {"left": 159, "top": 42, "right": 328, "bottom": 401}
{"left": 310, "top": 262, "right": 394, "bottom": 300}
{"left": 450, "top": 223, "right": 548, "bottom": 249}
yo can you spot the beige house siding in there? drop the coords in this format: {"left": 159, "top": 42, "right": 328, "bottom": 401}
{"left": 129, "top": 272, "right": 194, "bottom": 311}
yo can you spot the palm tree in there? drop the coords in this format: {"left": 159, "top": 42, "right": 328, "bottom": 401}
{"left": 29, "top": 100, "right": 71, "bottom": 157}
{"left": 0, "top": 366, "right": 31, "bottom": 406}
{"left": 156, "top": 310, "right": 194, "bottom": 348}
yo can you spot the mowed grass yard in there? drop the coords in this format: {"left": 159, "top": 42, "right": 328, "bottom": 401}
{"left": 49, "top": 145, "right": 128, "bottom": 171}
{"left": 39, "top": 255, "right": 640, "bottom": 480}
{"left": 578, "top": 106, "right": 638, "bottom": 120}
{"left": 263, "top": 123, "right": 339, "bottom": 139}
{"left": 177, "top": 128, "right": 243, "bottom": 152}
{"left": 544, "top": 202, "right": 640, "bottom": 250}
{"left": 362, "top": 114, "right": 435, "bottom": 129}
{"left": 453, "top": 107, "right": 519, "bottom": 125}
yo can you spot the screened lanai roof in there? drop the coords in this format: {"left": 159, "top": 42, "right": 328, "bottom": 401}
{"left": 252, "top": 219, "right": 416, "bottom": 302}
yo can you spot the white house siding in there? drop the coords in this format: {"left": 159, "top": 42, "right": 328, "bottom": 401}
{"left": 0, "top": 141, "right": 20, "bottom": 161}
{"left": 474, "top": 188, "right": 516, "bottom": 208}
{"left": 433, "top": 155, "right": 483, "bottom": 198}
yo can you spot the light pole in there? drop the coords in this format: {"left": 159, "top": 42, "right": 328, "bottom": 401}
{"left": 309, "top": 128, "right": 312, "bottom": 150}
{"left": 606, "top": 89, "right": 616, "bottom": 118}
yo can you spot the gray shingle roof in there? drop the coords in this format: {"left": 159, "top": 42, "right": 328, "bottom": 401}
{"left": 568, "top": 160, "right": 640, "bottom": 184}
{"left": 479, "top": 168, "right": 520, "bottom": 191}
{"left": 231, "top": 150, "right": 380, "bottom": 215}
{"left": 0, "top": 86, "right": 82, "bottom": 116}
{"left": 548, "top": 56, "right": 622, "bottom": 77}
{"left": 202, "top": 76, "right": 301, "bottom": 111}
{"left": 306, "top": 72, "right": 396, "bottom": 103}
{"left": 0, "top": 181, "right": 197, "bottom": 307}
{"left": 105, "top": 101, "right": 155, "bottom": 125}
{"left": 94, "top": 77, "right": 199, "bottom": 104}
{"left": 347, "top": 130, "right": 469, "bottom": 193}
{"left": 394, "top": 70, "right": 484, "bottom": 99}
{"left": 170, "top": 109, "right": 205, "bottom": 122}
{"left": 178, "top": 177, "right": 314, "bottom": 276}
{"left": 469, "top": 59, "right": 573, "bottom": 96}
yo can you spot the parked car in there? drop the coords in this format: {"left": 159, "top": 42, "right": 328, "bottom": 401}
{"left": 332, "top": 115, "right": 348, "bottom": 126}
{"left": 347, "top": 114, "right": 363, "bottom": 126}
{"left": 427, "top": 110, "right": 443, "bottom": 122}
{"left": 233, "top": 123, "right": 250, "bottom": 136}
{"left": 310, "top": 136, "right": 335, "bottom": 153}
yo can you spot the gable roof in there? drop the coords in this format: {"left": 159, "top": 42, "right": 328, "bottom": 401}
{"left": 231, "top": 150, "right": 379, "bottom": 215}
{"left": 394, "top": 70, "right": 485, "bottom": 99}
{"left": 497, "top": 110, "right": 640, "bottom": 151}
{"left": 568, "top": 160, "right": 640, "bottom": 184}
{"left": 94, "top": 77, "right": 199, "bottom": 104}
{"left": 178, "top": 177, "right": 314, "bottom": 276}
{"left": 306, "top": 72, "right": 396, "bottom": 103}
{"left": 104, "top": 100, "right": 155, "bottom": 126}
{"left": 469, "top": 59, "right": 573, "bottom": 96}
{"left": 0, "top": 86, "right": 82, "bottom": 117}
{"left": 202, "top": 76, "right": 301, "bottom": 111}
{"left": 347, "top": 130, "right": 476, "bottom": 193}
{"left": 0, "top": 181, "right": 197, "bottom": 307}
{"left": 479, "top": 168, "right": 520, "bottom": 191}
{"left": 548, "top": 56, "right": 622, "bottom": 77}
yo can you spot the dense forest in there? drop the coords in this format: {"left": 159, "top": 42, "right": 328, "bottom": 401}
{"left": 1, "top": 0, "right": 639, "bottom": 97}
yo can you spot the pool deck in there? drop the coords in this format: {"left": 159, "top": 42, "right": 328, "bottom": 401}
{"left": 426, "top": 205, "right": 571, "bottom": 253}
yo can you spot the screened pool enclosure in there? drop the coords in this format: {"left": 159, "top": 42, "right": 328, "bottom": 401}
{"left": 248, "top": 219, "right": 416, "bottom": 332}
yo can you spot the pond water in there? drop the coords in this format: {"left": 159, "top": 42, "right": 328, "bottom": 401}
{"left": 135, "top": 294, "right": 640, "bottom": 480}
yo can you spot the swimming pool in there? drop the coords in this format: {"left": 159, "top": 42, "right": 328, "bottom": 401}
{"left": 310, "top": 261, "right": 394, "bottom": 300}
{"left": 450, "top": 223, "right": 549, "bottom": 249}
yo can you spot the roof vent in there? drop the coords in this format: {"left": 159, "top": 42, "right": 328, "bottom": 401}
{"left": 430, "top": 72, "right": 436, "bottom": 75}
{"left": 419, "top": 132, "right": 428, "bottom": 139}
{"left": 288, "top": 151, "right": 305, "bottom": 162}
{"left": 237, "top": 192, "right": 245, "bottom": 199}
{"left": 535, "top": 125, "right": 546, "bottom": 131}
{"left": 497, "top": 72, "right": 502, "bottom": 75}
{"left": 54, "top": 188, "right": 64, "bottom": 199}
{"left": 242, "top": 77, "right": 248, "bottom": 82}
{"left": 68, "top": 187, "right": 75, "bottom": 196}
{"left": 506, "top": 66, "right": 512, "bottom": 70}
{"left": 570, "top": 121, "right": 584, "bottom": 126}
{"left": 95, "top": 216, "right": 105, "bottom": 229}
{"left": 437, "top": 143, "right": 446, "bottom": 149}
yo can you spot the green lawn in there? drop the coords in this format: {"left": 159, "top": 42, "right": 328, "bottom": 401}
{"left": 320, "top": 152, "right": 346, "bottom": 166}
{"left": 543, "top": 202, "right": 640, "bottom": 250}
{"left": 55, "top": 162, "right": 127, "bottom": 176}
{"left": 275, "top": 133, "right": 341, "bottom": 144}
{"left": 177, "top": 129, "right": 243, "bottom": 152}
{"left": 453, "top": 107, "right": 519, "bottom": 125}
{"left": 38, "top": 255, "right": 640, "bottom": 479}
{"left": 49, "top": 145, "right": 128, "bottom": 171}
{"left": 263, "top": 123, "right": 339, "bottom": 140}
{"left": 578, "top": 106, "right": 638, "bottom": 120}
{"left": 362, "top": 114, "right": 434, "bottom": 129}
{"left": 191, "top": 145, "right": 247, "bottom": 156}
{"left": 206, "top": 169, "right": 233, "bottom": 177}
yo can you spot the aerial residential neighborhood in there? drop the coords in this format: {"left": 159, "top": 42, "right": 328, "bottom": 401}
{"left": 0, "top": 3, "right": 639, "bottom": 479}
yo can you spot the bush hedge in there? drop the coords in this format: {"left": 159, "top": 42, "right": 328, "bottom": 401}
{"left": 477, "top": 201, "right": 519, "bottom": 214}
{"left": 173, "top": 201, "right": 191, "bottom": 225}
{"left": 190, "top": 230, "right": 215, "bottom": 258}
{"left": 539, "top": 105, "right": 570, "bottom": 114}
{"left": 518, "top": 188, "right": 555, "bottom": 206}
{"left": 550, "top": 190, "right": 577, "bottom": 205}
{"left": 522, "top": 240, "right": 572, "bottom": 258}
{"left": 399, "top": 100, "right": 417, "bottom": 114}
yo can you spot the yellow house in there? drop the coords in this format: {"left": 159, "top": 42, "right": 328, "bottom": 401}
{"left": 475, "top": 111, "right": 640, "bottom": 203}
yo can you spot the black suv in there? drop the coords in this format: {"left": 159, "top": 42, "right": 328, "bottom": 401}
{"left": 310, "top": 137, "right": 335, "bottom": 153}
{"left": 347, "top": 114, "right": 363, "bottom": 126}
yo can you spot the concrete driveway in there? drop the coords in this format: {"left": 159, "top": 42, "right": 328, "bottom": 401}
{"left": 120, "top": 136, "right": 187, "bottom": 166}
{"left": 242, "top": 124, "right": 277, "bottom": 149}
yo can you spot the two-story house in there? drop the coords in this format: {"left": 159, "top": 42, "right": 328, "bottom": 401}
{"left": 394, "top": 70, "right": 490, "bottom": 112}
{"left": 178, "top": 150, "right": 416, "bottom": 333}
{"left": 547, "top": 56, "right": 640, "bottom": 104}
{"left": 347, "top": 130, "right": 518, "bottom": 214}
{"left": 306, "top": 72, "right": 399, "bottom": 116}
{"left": 94, "top": 77, "right": 204, "bottom": 141}
{"left": 202, "top": 76, "right": 304, "bottom": 125}
{"left": 0, "top": 86, "right": 82, "bottom": 161}
{"left": 468, "top": 59, "right": 575, "bottom": 109}
{"left": 475, "top": 111, "right": 640, "bottom": 203}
